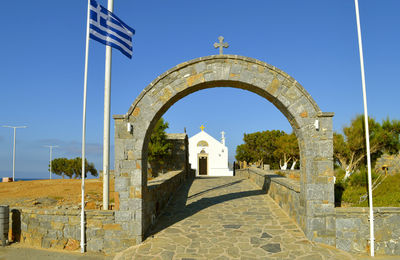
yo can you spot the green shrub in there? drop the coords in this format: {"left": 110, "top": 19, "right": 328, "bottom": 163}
{"left": 339, "top": 171, "right": 400, "bottom": 207}
{"left": 347, "top": 167, "right": 379, "bottom": 187}
{"left": 334, "top": 168, "right": 346, "bottom": 184}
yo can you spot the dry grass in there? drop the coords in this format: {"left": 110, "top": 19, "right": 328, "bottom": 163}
{"left": 0, "top": 178, "right": 115, "bottom": 209}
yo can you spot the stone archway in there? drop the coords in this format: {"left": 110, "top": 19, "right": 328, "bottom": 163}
{"left": 113, "top": 55, "right": 335, "bottom": 246}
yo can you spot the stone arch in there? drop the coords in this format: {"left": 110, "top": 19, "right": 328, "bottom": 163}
{"left": 113, "top": 55, "right": 335, "bottom": 245}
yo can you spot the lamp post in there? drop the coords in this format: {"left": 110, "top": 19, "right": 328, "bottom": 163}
{"left": 44, "top": 145, "right": 58, "bottom": 179}
{"left": 2, "top": 125, "right": 27, "bottom": 181}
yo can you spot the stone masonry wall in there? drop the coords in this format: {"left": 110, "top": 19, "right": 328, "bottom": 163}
{"left": 236, "top": 168, "right": 302, "bottom": 226}
{"left": 336, "top": 207, "right": 400, "bottom": 255}
{"left": 7, "top": 169, "right": 194, "bottom": 255}
{"left": 375, "top": 153, "right": 400, "bottom": 175}
{"left": 164, "top": 134, "right": 189, "bottom": 172}
{"left": 144, "top": 169, "right": 194, "bottom": 235}
{"left": 8, "top": 208, "right": 134, "bottom": 254}
{"left": 148, "top": 134, "right": 188, "bottom": 177}
{"left": 238, "top": 167, "right": 400, "bottom": 256}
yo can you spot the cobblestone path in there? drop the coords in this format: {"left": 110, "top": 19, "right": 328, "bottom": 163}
{"left": 115, "top": 177, "right": 361, "bottom": 260}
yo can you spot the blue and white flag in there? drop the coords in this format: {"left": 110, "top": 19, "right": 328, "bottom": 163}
{"left": 89, "top": 0, "right": 135, "bottom": 58}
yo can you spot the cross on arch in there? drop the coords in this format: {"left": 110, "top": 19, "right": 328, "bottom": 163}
{"left": 214, "top": 36, "right": 229, "bottom": 55}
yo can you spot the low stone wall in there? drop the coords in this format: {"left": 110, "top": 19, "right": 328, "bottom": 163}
{"left": 236, "top": 168, "right": 301, "bottom": 225}
{"left": 336, "top": 207, "right": 400, "bottom": 255}
{"left": 8, "top": 208, "right": 134, "bottom": 254}
{"left": 237, "top": 167, "right": 400, "bottom": 256}
{"left": 165, "top": 134, "right": 189, "bottom": 172}
{"left": 273, "top": 169, "right": 300, "bottom": 180}
{"left": 144, "top": 169, "right": 192, "bottom": 233}
{"left": 7, "top": 169, "right": 194, "bottom": 255}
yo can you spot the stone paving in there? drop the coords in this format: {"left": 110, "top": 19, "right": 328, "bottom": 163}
{"left": 115, "top": 177, "right": 361, "bottom": 260}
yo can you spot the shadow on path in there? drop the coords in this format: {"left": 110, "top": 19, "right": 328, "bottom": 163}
{"left": 146, "top": 177, "right": 264, "bottom": 238}
{"left": 187, "top": 179, "right": 244, "bottom": 200}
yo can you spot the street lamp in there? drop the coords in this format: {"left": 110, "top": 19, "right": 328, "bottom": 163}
{"left": 44, "top": 145, "right": 59, "bottom": 179}
{"left": 2, "top": 125, "right": 27, "bottom": 181}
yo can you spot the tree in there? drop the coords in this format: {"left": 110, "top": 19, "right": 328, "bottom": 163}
{"left": 148, "top": 118, "right": 172, "bottom": 177}
{"left": 381, "top": 118, "right": 400, "bottom": 154}
{"left": 50, "top": 157, "right": 97, "bottom": 179}
{"left": 273, "top": 133, "right": 299, "bottom": 170}
{"left": 333, "top": 115, "right": 400, "bottom": 179}
{"left": 235, "top": 130, "right": 286, "bottom": 169}
{"left": 333, "top": 133, "right": 350, "bottom": 173}
{"left": 70, "top": 157, "right": 98, "bottom": 179}
{"left": 51, "top": 158, "right": 71, "bottom": 179}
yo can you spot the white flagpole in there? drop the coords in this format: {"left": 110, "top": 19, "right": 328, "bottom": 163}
{"left": 44, "top": 145, "right": 58, "bottom": 179}
{"left": 354, "top": 0, "right": 374, "bottom": 256}
{"left": 1, "top": 125, "right": 27, "bottom": 181}
{"left": 103, "top": 0, "right": 114, "bottom": 211}
{"left": 81, "top": 0, "right": 91, "bottom": 253}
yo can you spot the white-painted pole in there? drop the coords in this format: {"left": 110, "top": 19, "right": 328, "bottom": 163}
{"left": 103, "top": 0, "right": 114, "bottom": 211}
{"left": 50, "top": 147, "right": 52, "bottom": 179}
{"left": 354, "top": 0, "right": 374, "bottom": 256}
{"left": 2, "top": 125, "right": 27, "bottom": 181}
{"left": 44, "top": 145, "right": 58, "bottom": 180}
{"left": 13, "top": 127, "right": 16, "bottom": 181}
{"left": 81, "top": 0, "right": 91, "bottom": 253}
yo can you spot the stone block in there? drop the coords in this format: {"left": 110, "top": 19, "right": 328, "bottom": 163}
{"left": 194, "top": 61, "right": 206, "bottom": 73}
{"left": 53, "top": 215, "right": 68, "bottom": 223}
{"left": 65, "top": 238, "right": 80, "bottom": 251}
{"left": 115, "top": 177, "right": 130, "bottom": 191}
{"left": 336, "top": 218, "right": 362, "bottom": 230}
{"left": 41, "top": 238, "right": 52, "bottom": 248}
{"left": 87, "top": 228, "right": 105, "bottom": 238}
{"left": 119, "top": 191, "right": 128, "bottom": 199}
{"left": 46, "top": 229, "right": 61, "bottom": 240}
{"left": 68, "top": 216, "right": 80, "bottom": 225}
{"left": 63, "top": 225, "right": 80, "bottom": 240}
{"left": 50, "top": 221, "right": 64, "bottom": 230}
{"left": 128, "top": 199, "right": 142, "bottom": 210}
{"left": 115, "top": 211, "right": 132, "bottom": 222}
{"left": 87, "top": 238, "right": 104, "bottom": 252}
{"left": 52, "top": 238, "right": 67, "bottom": 250}
{"left": 119, "top": 199, "right": 128, "bottom": 211}
{"left": 39, "top": 221, "right": 51, "bottom": 230}
{"left": 86, "top": 219, "right": 103, "bottom": 228}
{"left": 230, "top": 63, "right": 242, "bottom": 74}
{"left": 103, "top": 223, "right": 122, "bottom": 231}
{"left": 21, "top": 222, "right": 28, "bottom": 232}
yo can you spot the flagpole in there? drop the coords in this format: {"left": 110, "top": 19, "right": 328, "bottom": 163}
{"left": 354, "top": 0, "right": 374, "bottom": 256}
{"left": 81, "top": 0, "right": 91, "bottom": 253}
{"left": 103, "top": 0, "right": 114, "bottom": 211}
{"left": 44, "top": 145, "right": 58, "bottom": 179}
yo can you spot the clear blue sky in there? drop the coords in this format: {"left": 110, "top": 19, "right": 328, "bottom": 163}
{"left": 1, "top": 1, "right": 399, "bottom": 179}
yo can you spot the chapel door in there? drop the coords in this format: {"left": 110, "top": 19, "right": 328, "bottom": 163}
{"left": 199, "top": 157, "right": 207, "bottom": 175}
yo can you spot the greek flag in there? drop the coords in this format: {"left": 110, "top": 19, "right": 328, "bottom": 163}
{"left": 89, "top": 0, "right": 135, "bottom": 58}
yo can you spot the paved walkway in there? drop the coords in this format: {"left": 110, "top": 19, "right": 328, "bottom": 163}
{"left": 115, "top": 176, "right": 363, "bottom": 260}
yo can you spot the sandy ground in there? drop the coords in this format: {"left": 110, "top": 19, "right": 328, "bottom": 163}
{"left": 0, "top": 243, "right": 112, "bottom": 260}
{"left": 0, "top": 178, "right": 114, "bottom": 210}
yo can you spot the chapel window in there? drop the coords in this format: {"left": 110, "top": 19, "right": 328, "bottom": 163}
{"left": 197, "top": 140, "right": 208, "bottom": 147}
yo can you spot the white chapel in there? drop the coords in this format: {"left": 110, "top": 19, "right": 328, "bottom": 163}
{"left": 188, "top": 126, "right": 233, "bottom": 176}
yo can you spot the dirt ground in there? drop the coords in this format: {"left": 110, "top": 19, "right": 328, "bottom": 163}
{"left": 0, "top": 243, "right": 112, "bottom": 260}
{"left": 0, "top": 178, "right": 115, "bottom": 210}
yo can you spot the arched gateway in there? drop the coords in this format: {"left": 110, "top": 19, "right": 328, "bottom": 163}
{"left": 113, "top": 55, "right": 335, "bottom": 246}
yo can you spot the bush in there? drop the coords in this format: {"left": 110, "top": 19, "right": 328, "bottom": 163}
{"left": 347, "top": 167, "right": 379, "bottom": 187}
{"left": 334, "top": 168, "right": 346, "bottom": 184}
